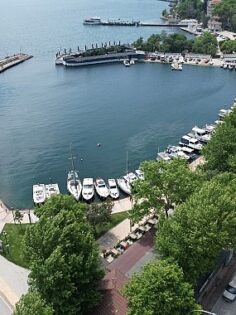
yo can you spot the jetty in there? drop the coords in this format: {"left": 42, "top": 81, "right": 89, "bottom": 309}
{"left": 0, "top": 53, "right": 33, "bottom": 73}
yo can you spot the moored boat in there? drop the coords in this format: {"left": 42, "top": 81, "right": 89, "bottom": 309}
{"left": 82, "top": 178, "right": 95, "bottom": 201}
{"left": 135, "top": 169, "right": 144, "bottom": 180}
{"left": 123, "top": 59, "right": 130, "bottom": 67}
{"left": 94, "top": 178, "right": 109, "bottom": 199}
{"left": 45, "top": 183, "right": 60, "bottom": 199}
{"left": 67, "top": 171, "right": 82, "bottom": 201}
{"left": 83, "top": 17, "right": 102, "bottom": 25}
{"left": 171, "top": 62, "right": 182, "bottom": 71}
{"left": 179, "top": 135, "right": 202, "bottom": 151}
{"left": 33, "top": 184, "right": 46, "bottom": 205}
{"left": 108, "top": 179, "right": 120, "bottom": 199}
{"left": 117, "top": 178, "right": 131, "bottom": 195}
{"left": 123, "top": 172, "right": 137, "bottom": 185}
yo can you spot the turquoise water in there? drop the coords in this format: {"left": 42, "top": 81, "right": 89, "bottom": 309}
{"left": 0, "top": 0, "right": 235, "bottom": 208}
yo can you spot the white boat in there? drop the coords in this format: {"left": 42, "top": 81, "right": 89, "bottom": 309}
{"left": 179, "top": 135, "right": 202, "bottom": 151}
{"left": 117, "top": 178, "right": 131, "bottom": 195}
{"left": 123, "top": 59, "right": 130, "bottom": 67}
{"left": 33, "top": 184, "right": 46, "bottom": 205}
{"left": 67, "top": 171, "right": 82, "bottom": 201}
{"left": 45, "top": 183, "right": 60, "bottom": 199}
{"left": 157, "top": 151, "right": 171, "bottom": 161}
{"left": 124, "top": 172, "right": 137, "bottom": 185}
{"left": 188, "top": 126, "right": 211, "bottom": 143}
{"left": 223, "top": 64, "right": 228, "bottom": 69}
{"left": 219, "top": 109, "right": 232, "bottom": 120}
{"left": 130, "top": 59, "right": 135, "bottom": 65}
{"left": 171, "top": 62, "right": 182, "bottom": 71}
{"left": 108, "top": 179, "right": 120, "bottom": 199}
{"left": 135, "top": 169, "right": 144, "bottom": 180}
{"left": 82, "top": 178, "right": 94, "bottom": 201}
{"left": 83, "top": 17, "right": 101, "bottom": 25}
{"left": 94, "top": 178, "right": 109, "bottom": 199}
{"left": 67, "top": 147, "right": 82, "bottom": 201}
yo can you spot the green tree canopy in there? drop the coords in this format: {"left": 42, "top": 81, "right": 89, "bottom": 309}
{"left": 214, "top": 0, "right": 236, "bottom": 32}
{"left": 203, "top": 108, "right": 236, "bottom": 174}
{"left": 13, "top": 291, "right": 54, "bottom": 315}
{"left": 176, "top": 0, "right": 204, "bottom": 20}
{"left": 24, "top": 195, "right": 104, "bottom": 315}
{"left": 130, "top": 158, "right": 203, "bottom": 222}
{"left": 192, "top": 32, "right": 218, "bottom": 56}
{"left": 156, "top": 172, "right": 236, "bottom": 285}
{"left": 123, "top": 259, "right": 199, "bottom": 315}
{"left": 220, "top": 40, "right": 236, "bottom": 54}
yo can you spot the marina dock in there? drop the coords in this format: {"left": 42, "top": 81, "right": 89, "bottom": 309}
{"left": 0, "top": 53, "right": 33, "bottom": 73}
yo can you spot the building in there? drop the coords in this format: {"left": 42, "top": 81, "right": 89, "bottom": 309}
{"left": 208, "top": 18, "right": 222, "bottom": 32}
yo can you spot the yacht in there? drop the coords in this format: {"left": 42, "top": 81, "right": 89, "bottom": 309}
{"left": 83, "top": 17, "right": 102, "bottom": 25}
{"left": 179, "top": 135, "right": 202, "bottom": 151}
{"left": 108, "top": 179, "right": 120, "bottom": 199}
{"left": 219, "top": 109, "right": 232, "bottom": 120}
{"left": 188, "top": 126, "right": 211, "bottom": 143}
{"left": 33, "top": 184, "right": 46, "bottom": 205}
{"left": 166, "top": 145, "right": 189, "bottom": 160}
{"left": 135, "top": 169, "right": 144, "bottom": 180}
{"left": 82, "top": 178, "right": 95, "bottom": 201}
{"left": 45, "top": 183, "right": 60, "bottom": 199}
{"left": 67, "top": 171, "right": 82, "bottom": 201}
{"left": 123, "top": 172, "right": 137, "bottom": 185}
{"left": 117, "top": 178, "right": 131, "bottom": 195}
{"left": 157, "top": 151, "right": 172, "bottom": 161}
{"left": 171, "top": 62, "right": 182, "bottom": 71}
{"left": 94, "top": 178, "right": 109, "bottom": 199}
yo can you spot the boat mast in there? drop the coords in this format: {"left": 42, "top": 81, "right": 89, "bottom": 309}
{"left": 126, "top": 151, "right": 129, "bottom": 175}
{"left": 69, "top": 144, "right": 77, "bottom": 186}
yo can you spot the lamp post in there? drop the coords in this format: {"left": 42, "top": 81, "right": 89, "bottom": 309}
{"left": 191, "top": 310, "right": 217, "bottom": 315}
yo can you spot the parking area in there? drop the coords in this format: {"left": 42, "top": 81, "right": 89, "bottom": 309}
{"left": 212, "top": 296, "right": 236, "bottom": 315}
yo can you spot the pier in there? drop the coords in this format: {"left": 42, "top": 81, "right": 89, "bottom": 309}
{"left": 0, "top": 53, "right": 33, "bottom": 73}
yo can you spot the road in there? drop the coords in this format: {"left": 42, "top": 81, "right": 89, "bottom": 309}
{"left": 212, "top": 296, "right": 236, "bottom": 315}
{"left": 0, "top": 296, "right": 13, "bottom": 315}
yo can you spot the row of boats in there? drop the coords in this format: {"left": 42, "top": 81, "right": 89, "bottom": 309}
{"left": 33, "top": 100, "right": 235, "bottom": 205}
{"left": 157, "top": 103, "right": 235, "bottom": 162}
{"left": 33, "top": 169, "right": 144, "bottom": 205}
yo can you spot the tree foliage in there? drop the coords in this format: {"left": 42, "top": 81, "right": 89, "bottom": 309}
{"left": 176, "top": 0, "right": 204, "bottom": 20}
{"left": 123, "top": 259, "right": 199, "bottom": 315}
{"left": 24, "top": 195, "right": 104, "bottom": 315}
{"left": 203, "top": 108, "right": 236, "bottom": 174}
{"left": 156, "top": 173, "right": 236, "bottom": 285}
{"left": 130, "top": 158, "right": 203, "bottom": 222}
{"left": 192, "top": 32, "right": 218, "bottom": 56}
{"left": 86, "top": 200, "right": 113, "bottom": 233}
{"left": 214, "top": 0, "right": 236, "bottom": 32}
{"left": 13, "top": 291, "right": 54, "bottom": 315}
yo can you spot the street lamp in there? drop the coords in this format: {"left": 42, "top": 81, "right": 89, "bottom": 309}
{"left": 191, "top": 310, "right": 217, "bottom": 315}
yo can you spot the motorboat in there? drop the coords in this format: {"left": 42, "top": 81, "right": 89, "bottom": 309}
{"left": 33, "top": 184, "right": 46, "bottom": 205}
{"left": 223, "top": 64, "right": 228, "bottom": 69}
{"left": 130, "top": 59, "right": 135, "bottom": 65}
{"left": 83, "top": 17, "right": 102, "bottom": 25}
{"left": 123, "top": 172, "right": 137, "bottom": 185}
{"left": 67, "top": 171, "right": 82, "bottom": 201}
{"left": 45, "top": 183, "right": 60, "bottom": 199}
{"left": 117, "top": 178, "right": 131, "bottom": 195}
{"left": 135, "top": 169, "right": 144, "bottom": 180}
{"left": 156, "top": 151, "right": 171, "bottom": 161}
{"left": 171, "top": 62, "right": 182, "bottom": 71}
{"left": 123, "top": 59, "right": 130, "bottom": 67}
{"left": 94, "top": 178, "right": 109, "bottom": 199}
{"left": 188, "top": 126, "right": 211, "bottom": 143}
{"left": 218, "top": 109, "right": 232, "bottom": 120}
{"left": 108, "top": 179, "right": 120, "bottom": 199}
{"left": 82, "top": 178, "right": 95, "bottom": 201}
{"left": 179, "top": 135, "right": 202, "bottom": 151}
{"left": 166, "top": 145, "right": 189, "bottom": 160}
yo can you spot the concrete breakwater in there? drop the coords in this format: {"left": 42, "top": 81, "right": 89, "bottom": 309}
{"left": 0, "top": 53, "right": 33, "bottom": 73}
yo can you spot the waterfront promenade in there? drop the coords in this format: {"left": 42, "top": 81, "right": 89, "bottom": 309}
{"left": 0, "top": 54, "right": 32, "bottom": 73}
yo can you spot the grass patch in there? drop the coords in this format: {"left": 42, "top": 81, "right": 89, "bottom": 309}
{"left": 94, "top": 211, "right": 129, "bottom": 239}
{"left": 0, "top": 223, "right": 30, "bottom": 268}
{"left": 0, "top": 211, "right": 129, "bottom": 267}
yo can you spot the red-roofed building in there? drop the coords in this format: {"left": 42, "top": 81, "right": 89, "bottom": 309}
{"left": 88, "top": 269, "right": 128, "bottom": 315}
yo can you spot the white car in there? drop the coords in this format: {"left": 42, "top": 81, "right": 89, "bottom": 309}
{"left": 223, "top": 273, "right": 236, "bottom": 302}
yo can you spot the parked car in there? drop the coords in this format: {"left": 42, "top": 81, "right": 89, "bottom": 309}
{"left": 223, "top": 273, "right": 236, "bottom": 302}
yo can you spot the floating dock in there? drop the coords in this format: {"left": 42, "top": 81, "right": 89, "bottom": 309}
{"left": 0, "top": 53, "right": 33, "bottom": 73}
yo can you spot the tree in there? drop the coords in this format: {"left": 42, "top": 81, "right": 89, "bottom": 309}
{"left": 156, "top": 173, "right": 236, "bottom": 285}
{"left": 214, "top": 0, "right": 236, "bottom": 32}
{"left": 176, "top": 0, "right": 204, "bottom": 20}
{"left": 24, "top": 195, "right": 104, "bottom": 315}
{"left": 220, "top": 40, "right": 236, "bottom": 54}
{"left": 13, "top": 291, "right": 54, "bottom": 315}
{"left": 203, "top": 108, "right": 236, "bottom": 174}
{"left": 14, "top": 210, "right": 24, "bottom": 227}
{"left": 123, "top": 259, "right": 199, "bottom": 315}
{"left": 130, "top": 158, "right": 203, "bottom": 223}
{"left": 192, "top": 32, "right": 218, "bottom": 56}
{"left": 86, "top": 200, "right": 113, "bottom": 234}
